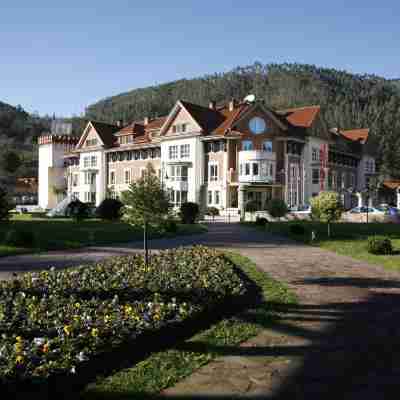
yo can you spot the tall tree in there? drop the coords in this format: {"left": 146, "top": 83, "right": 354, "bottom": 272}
{"left": 121, "top": 164, "right": 172, "bottom": 265}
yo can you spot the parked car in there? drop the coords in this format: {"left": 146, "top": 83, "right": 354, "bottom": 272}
{"left": 344, "top": 206, "right": 399, "bottom": 223}
{"left": 289, "top": 205, "right": 311, "bottom": 220}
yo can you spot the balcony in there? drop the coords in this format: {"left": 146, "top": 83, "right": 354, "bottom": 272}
{"left": 227, "top": 168, "right": 238, "bottom": 183}
{"left": 238, "top": 150, "right": 277, "bottom": 185}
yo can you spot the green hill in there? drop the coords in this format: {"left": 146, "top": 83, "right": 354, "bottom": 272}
{"left": 86, "top": 62, "right": 400, "bottom": 177}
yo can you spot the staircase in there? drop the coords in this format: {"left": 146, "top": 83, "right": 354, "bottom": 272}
{"left": 46, "top": 195, "right": 72, "bottom": 217}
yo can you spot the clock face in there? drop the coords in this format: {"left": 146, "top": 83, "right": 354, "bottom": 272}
{"left": 249, "top": 117, "right": 267, "bottom": 135}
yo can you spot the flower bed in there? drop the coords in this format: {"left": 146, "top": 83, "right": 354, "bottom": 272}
{"left": 0, "top": 246, "right": 248, "bottom": 395}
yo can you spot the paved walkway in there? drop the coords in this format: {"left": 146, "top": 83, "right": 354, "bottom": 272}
{"left": 1, "top": 224, "right": 400, "bottom": 398}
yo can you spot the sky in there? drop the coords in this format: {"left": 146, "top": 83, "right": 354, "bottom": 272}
{"left": 1, "top": 1, "right": 399, "bottom": 116}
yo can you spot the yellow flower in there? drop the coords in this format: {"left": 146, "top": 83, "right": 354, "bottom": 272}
{"left": 15, "top": 336, "right": 22, "bottom": 342}
{"left": 91, "top": 328, "right": 99, "bottom": 338}
{"left": 75, "top": 302, "right": 80, "bottom": 308}
{"left": 63, "top": 325, "right": 72, "bottom": 336}
{"left": 16, "top": 355, "right": 24, "bottom": 365}
{"left": 104, "top": 315, "right": 110, "bottom": 323}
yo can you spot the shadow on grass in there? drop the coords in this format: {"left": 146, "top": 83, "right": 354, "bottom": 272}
{"left": 79, "top": 277, "right": 400, "bottom": 400}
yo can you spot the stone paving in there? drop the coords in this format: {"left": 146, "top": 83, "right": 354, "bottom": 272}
{"left": 1, "top": 223, "right": 400, "bottom": 398}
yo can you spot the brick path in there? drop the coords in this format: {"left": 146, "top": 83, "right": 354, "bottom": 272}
{"left": 1, "top": 224, "right": 400, "bottom": 398}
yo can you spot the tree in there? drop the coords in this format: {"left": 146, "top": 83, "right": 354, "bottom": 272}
{"left": 121, "top": 164, "right": 171, "bottom": 266}
{"left": 2, "top": 151, "right": 22, "bottom": 174}
{"left": 0, "top": 186, "right": 13, "bottom": 221}
{"left": 180, "top": 202, "right": 199, "bottom": 224}
{"left": 65, "top": 200, "right": 90, "bottom": 222}
{"left": 96, "top": 198, "right": 124, "bottom": 220}
{"left": 267, "top": 198, "right": 288, "bottom": 221}
{"left": 310, "top": 191, "right": 343, "bottom": 237}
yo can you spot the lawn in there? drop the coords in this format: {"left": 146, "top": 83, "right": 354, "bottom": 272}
{"left": 266, "top": 221, "right": 400, "bottom": 271}
{"left": 0, "top": 216, "right": 207, "bottom": 257}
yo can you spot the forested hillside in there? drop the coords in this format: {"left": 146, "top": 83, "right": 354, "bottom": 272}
{"left": 86, "top": 63, "right": 400, "bottom": 178}
{"left": 0, "top": 102, "right": 85, "bottom": 181}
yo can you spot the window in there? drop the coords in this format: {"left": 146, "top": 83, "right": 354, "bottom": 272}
{"left": 169, "top": 145, "right": 178, "bottom": 159}
{"left": 350, "top": 173, "right": 356, "bottom": 188}
{"left": 170, "top": 165, "right": 188, "bottom": 181}
{"left": 269, "top": 163, "right": 273, "bottom": 177}
{"left": 109, "top": 171, "right": 115, "bottom": 185}
{"left": 140, "top": 168, "right": 146, "bottom": 179}
{"left": 215, "top": 191, "right": 220, "bottom": 205}
{"left": 84, "top": 157, "right": 90, "bottom": 168}
{"left": 263, "top": 140, "right": 273, "bottom": 152}
{"left": 180, "top": 144, "right": 190, "bottom": 158}
{"left": 249, "top": 117, "right": 267, "bottom": 134}
{"left": 312, "top": 147, "right": 319, "bottom": 162}
{"left": 119, "top": 135, "right": 133, "bottom": 145}
{"left": 72, "top": 174, "right": 78, "bottom": 187}
{"left": 84, "top": 172, "right": 95, "bottom": 185}
{"left": 252, "top": 163, "right": 259, "bottom": 175}
{"left": 124, "top": 169, "right": 131, "bottom": 184}
{"left": 240, "top": 164, "right": 243, "bottom": 175}
{"left": 91, "top": 156, "right": 97, "bottom": 167}
{"left": 245, "top": 163, "right": 250, "bottom": 175}
{"left": 342, "top": 172, "right": 346, "bottom": 189}
{"left": 209, "top": 164, "right": 218, "bottom": 181}
{"left": 84, "top": 192, "right": 96, "bottom": 203}
{"left": 208, "top": 191, "right": 212, "bottom": 205}
{"left": 86, "top": 138, "right": 98, "bottom": 147}
{"left": 172, "top": 124, "right": 187, "bottom": 134}
{"left": 242, "top": 140, "right": 253, "bottom": 151}
{"left": 312, "top": 169, "right": 319, "bottom": 184}
{"left": 170, "top": 190, "right": 188, "bottom": 206}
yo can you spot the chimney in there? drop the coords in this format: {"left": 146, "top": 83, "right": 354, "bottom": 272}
{"left": 229, "top": 99, "right": 235, "bottom": 112}
{"left": 209, "top": 101, "right": 216, "bottom": 110}
{"left": 144, "top": 117, "right": 149, "bottom": 126}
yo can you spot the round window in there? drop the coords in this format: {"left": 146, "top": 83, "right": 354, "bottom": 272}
{"left": 249, "top": 117, "right": 266, "bottom": 135}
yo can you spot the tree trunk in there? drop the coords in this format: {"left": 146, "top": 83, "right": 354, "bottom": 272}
{"left": 327, "top": 222, "right": 331, "bottom": 238}
{"left": 144, "top": 220, "right": 149, "bottom": 267}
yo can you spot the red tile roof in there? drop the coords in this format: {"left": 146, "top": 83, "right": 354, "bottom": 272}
{"left": 383, "top": 180, "right": 400, "bottom": 190}
{"left": 340, "top": 128, "right": 369, "bottom": 144}
{"left": 90, "top": 121, "right": 120, "bottom": 147}
{"left": 277, "top": 105, "right": 320, "bottom": 128}
{"left": 146, "top": 116, "right": 167, "bottom": 130}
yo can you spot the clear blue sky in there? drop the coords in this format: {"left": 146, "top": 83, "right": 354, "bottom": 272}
{"left": 1, "top": 1, "right": 399, "bottom": 116}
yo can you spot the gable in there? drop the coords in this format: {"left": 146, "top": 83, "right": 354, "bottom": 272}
{"left": 164, "top": 105, "right": 202, "bottom": 136}
{"left": 83, "top": 126, "right": 103, "bottom": 147}
{"left": 234, "top": 107, "right": 284, "bottom": 140}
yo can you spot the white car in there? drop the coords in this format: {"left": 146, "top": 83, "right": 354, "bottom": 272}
{"left": 345, "top": 206, "right": 399, "bottom": 222}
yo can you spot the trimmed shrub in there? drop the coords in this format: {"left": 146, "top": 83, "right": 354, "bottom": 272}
{"left": 266, "top": 199, "right": 288, "bottom": 220}
{"left": 162, "top": 218, "right": 178, "bottom": 233}
{"left": 180, "top": 202, "right": 200, "bottom": 224}
{"left": 4, "top": 229, "right": 35, "bottom": 247}
{"left": 207, "top": 207, "right": 220, "bottom": 219}
{"left": 255, "top": 217, "right": 268, "bottom": 226}
{"left": 245, "top": 200, "right": 259, "bottom": 213}
{"left": 96, "top": 198, "right": 124, "bottom": 220}
{"left": 66, "top": 200, "right": 90, "bottom": 222}
{"left": 367, "top": 236, "right": 393, "bottom": 255}
{"left": 289, "top": 224, "right": 306, "bottom": 235}
{"left": 0, "top": 186, "right": 13, "bottom": 222}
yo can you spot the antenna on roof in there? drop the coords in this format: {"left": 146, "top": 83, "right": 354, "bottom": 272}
{"left": 244, "top": 94, "right": 256, "bottom": 103}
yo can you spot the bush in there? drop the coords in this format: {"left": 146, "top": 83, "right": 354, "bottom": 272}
{"left": 180, "top": 202, "right": 200, "bottom": 224}
{"left": 0, "top": 246, "right": 247, "bottom": 385}
{"left": 266, "top": 199, "right": 288, "bottom": 220}
{"left": 206, "top": 207, "right": 219, "bottom": 219}
{"left": 245, "top": 200, "right": 259, "bottom": 213}
{"left": 66, "top": 200, "right": 90, "bottom": 222}
{"left": 162, "top": 218, "right": 178, "bottom": 233}
{"left": 289, "top": 224, "right": 306, "bottom": 235}
{"left": 3, "top": 229, "right": 35, "bottom": 247}
{"left": 367, "top": 236, "right": 393, "bottom": 255}
{"left": 96, "top": 198, "right": 124, "bottom": 220}
{"left": 0, "top": 186, "right": 13, "bottom": 222}
{"left": 255, "top": 217, "right": 268, "bottom": 226}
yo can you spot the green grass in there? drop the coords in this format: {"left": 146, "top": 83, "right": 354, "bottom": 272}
{"left": 0, "top": 218, "right": 207, "bottom": 257}
{"left": 82, "top": 252, "right": 296, "bottom": 399}
{"left": 266, "top": 221, "right": 400, "bottom": 271}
